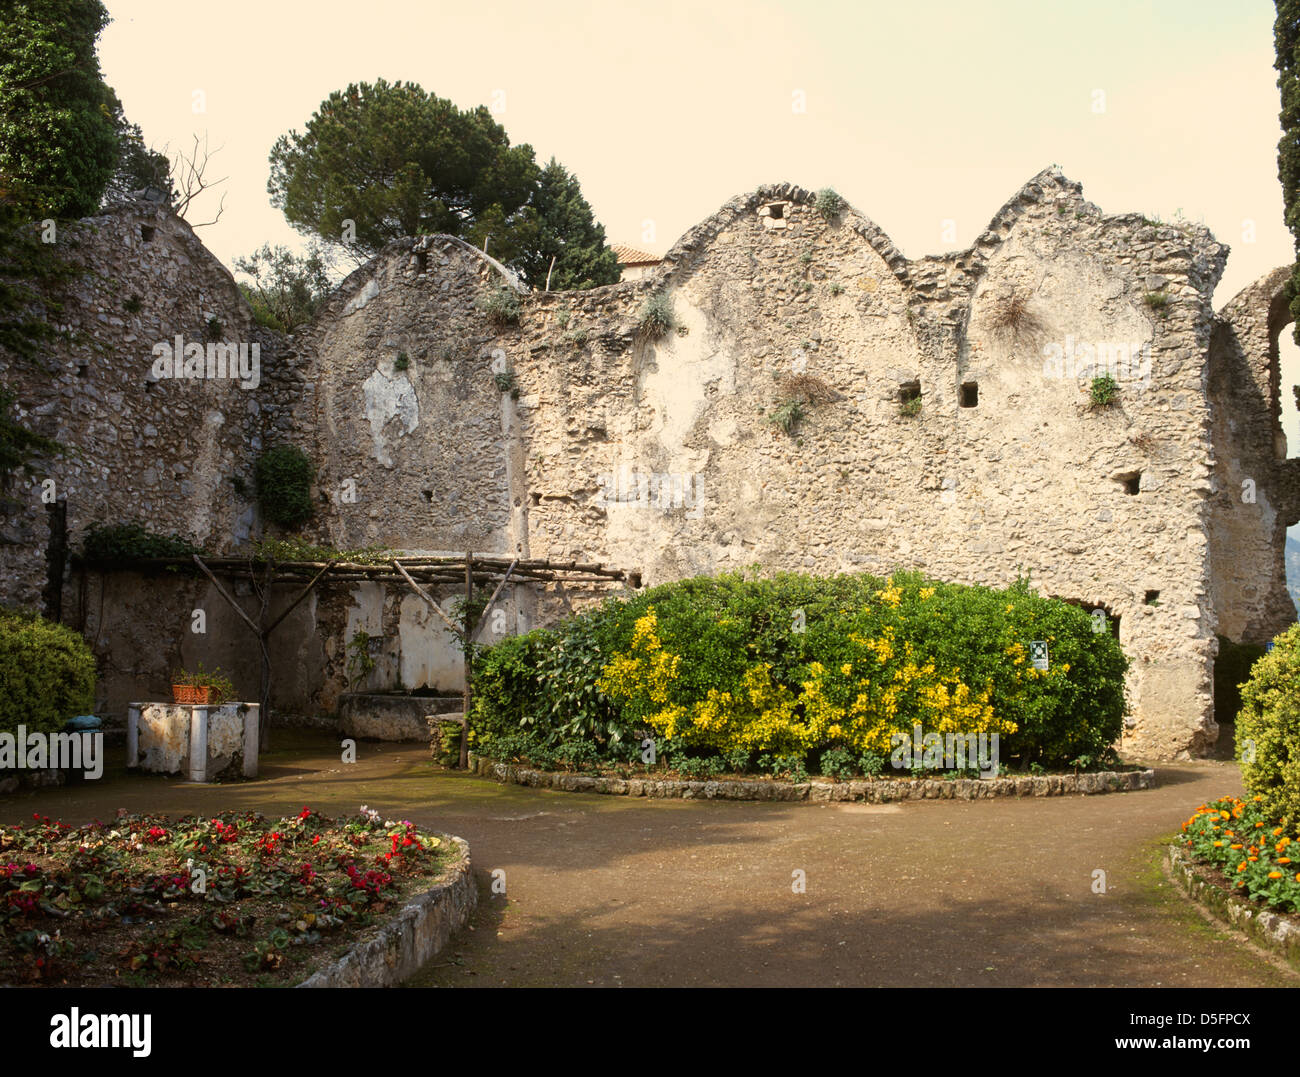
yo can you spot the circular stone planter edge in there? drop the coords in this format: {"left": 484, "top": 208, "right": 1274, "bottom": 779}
{"left": 1164, "top": 843, "right": 1300, "bottom": 972}
{"left": 469, "top": 754, "right": 1155, "bottom": 802}
{"left": 296, "top": 835, "right": 476, "bottom": 988}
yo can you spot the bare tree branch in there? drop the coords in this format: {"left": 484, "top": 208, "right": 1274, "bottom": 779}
{"left": 165, "top": 132, "right": 229, "bottom": 227}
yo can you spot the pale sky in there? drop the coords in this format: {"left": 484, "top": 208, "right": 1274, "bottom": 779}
{"left": 97, "top": 0, "right": 1300, "bottom": 453}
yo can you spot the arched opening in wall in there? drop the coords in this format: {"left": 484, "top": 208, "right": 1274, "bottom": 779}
{"left": 1212, "top": 635, "right": 1268, "bottom": 760}
{"left": 1279, "top": 326, "right": 1300, "bottom": 459}
{"left": 1051, "top": 596, "right": 1121, "bottom": 642}
{"left": 1265, "top": 287, "right": 1298, "bottom": 459}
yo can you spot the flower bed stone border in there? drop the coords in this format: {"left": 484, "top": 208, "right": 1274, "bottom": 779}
{"left": 296, "top": 835, "right": 476, "bottom": 988}
{"left": 470, "top": 755, "right": 1155, "bottom": 802}
{"left": 1165, "top": 843, "right": 1300, "bottom": 972}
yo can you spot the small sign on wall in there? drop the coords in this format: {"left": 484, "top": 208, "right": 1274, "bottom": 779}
{"left": 1029, "top": 640, "right": 1049, "bottom": 671}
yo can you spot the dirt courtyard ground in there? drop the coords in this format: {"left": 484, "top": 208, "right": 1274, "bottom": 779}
{"left": 1, "top": 732, "right": 1295, "bottom": 989}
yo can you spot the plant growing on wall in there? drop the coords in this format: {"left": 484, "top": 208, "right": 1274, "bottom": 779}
{"left": 252, "top": 538, "right": 393, "bottom": 565}
{"left": 814, "top": 188, "right": 845, "bottom": 219}
{"left": 768, "top": 374, "right": 837, "bottom": 436}
{"left": 1142, "top": 291, "right": 1170, "bottom": 316}
{"left": 637, "top": 291, "right": 676, "bottom": 339}
{"left": 986, "top": 289, "right": 1046, "bottom": 347}
{"left": 0, "top": 388, "right": 63, "bottom": 487}
{"left": 346, "top": 630, "right": 376, "bottom": 688}
{"left": 479, "top": 285, "right": 520, "bottom": 326}
{"left": 767, "top": 399, "right": 805, "bottom": 434}
{"left": 254, "top": 445, "right": 314, "bottom": 529}
{"left": 81, "top": 522, "right": 204, "bottom": 563}
{"left": 1089, "top": 374, "right": 1119, "bottom": 408}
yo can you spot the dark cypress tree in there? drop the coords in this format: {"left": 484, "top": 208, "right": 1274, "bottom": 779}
{"left": 517, "top": 159, "right": 621, "bottom": 290}
{"left": 1276, "top": 0, "right": 1300, "bottom": 339}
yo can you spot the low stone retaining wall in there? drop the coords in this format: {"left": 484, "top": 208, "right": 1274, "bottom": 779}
{"left": 471, "top": 755, "right": 1156, "bottom": 802}
{"left": 339, "top": 693, "right": 462, "bottom": 742}
{"left": 1165, "top": 844, "right": 1300, "bottom": 971}
{"left": 297, "top": 836, "right": 476, "bottom": 987}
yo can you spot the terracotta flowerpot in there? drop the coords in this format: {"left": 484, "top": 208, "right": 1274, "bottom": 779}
{"left": 172, "top": 684, "right": 215, "bottom": 705}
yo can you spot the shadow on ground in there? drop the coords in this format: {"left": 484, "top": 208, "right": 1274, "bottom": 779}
{"left": 1, "top": 733, "right": 1292, "bottom": 989}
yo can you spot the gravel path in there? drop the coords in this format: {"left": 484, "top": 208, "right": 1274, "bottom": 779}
{"left": 2, "top": 733, "right": 1294, "bottom": 988}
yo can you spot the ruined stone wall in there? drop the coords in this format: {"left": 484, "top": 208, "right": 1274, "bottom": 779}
{"left": 1207, "top": 267, "right": 1300, "bottom": 648}
{"left": 3, "top": 170, "right": 1297, "bottom": 758}
{"left": 301, "top": 169, "right": 1261, "bottom": 758}
{"left": 0, "top": 199, "right": 305, "bottom": 607}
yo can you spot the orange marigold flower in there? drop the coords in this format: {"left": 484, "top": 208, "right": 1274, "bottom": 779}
{"left": 1230, "top": 843, "right": 1243, "bottom": 850}
{"left": 1238, "top": 862, "right": 1248, "bottom": 872}
{"left": 1279, "top": 858, "right": 1292, "bottom": 865}
{"left": 1269, "top": 872, "right": 1283, "bottom": 879}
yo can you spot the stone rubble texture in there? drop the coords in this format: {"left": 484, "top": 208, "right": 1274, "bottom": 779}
{"left": 1, "top": 168, "right": 1296, "bottom": 761}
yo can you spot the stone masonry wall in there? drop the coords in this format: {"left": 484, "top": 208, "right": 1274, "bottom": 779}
{"left": 2, "top": 169, "right": 1297, "bottom": 758}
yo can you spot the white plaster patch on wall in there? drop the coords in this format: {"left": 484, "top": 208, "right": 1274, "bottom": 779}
{"left": 638, "top": 289, "right": 736, "bottom": 459}
{"left": 186, "top": 406, "right": 227, "bottom": 543}
{"left": 342, "top": 278, "right": 380, "bottom": 316}
{"left": 362, "top": 369, "right": 419, "bottom": 468}
{"left": 397, "top": 593, "right": 465, "bottom": 693}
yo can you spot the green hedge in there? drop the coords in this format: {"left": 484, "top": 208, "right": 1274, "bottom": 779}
{"left": 81, "top": 522, "right": 204, "bottom": 563}
{"left": 0, "top": 609, "right": 96, "bottom": 737}
{"left": 1237, "top": 623, "right": 1300, "bottom": 827}
{"left": 470, "top": 571, "right": 1129, "bottom": 774}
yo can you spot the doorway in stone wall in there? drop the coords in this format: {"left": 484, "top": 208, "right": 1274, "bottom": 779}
{"left": 1049, "top": 596, "right": 1121, "bottom": 642}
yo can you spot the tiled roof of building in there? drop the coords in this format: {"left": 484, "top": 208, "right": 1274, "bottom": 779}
{"left": 611, "top": 242, "right": 662, "bottom": 266}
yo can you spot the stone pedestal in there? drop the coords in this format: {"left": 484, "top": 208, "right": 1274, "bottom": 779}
{"left": 126, "top": 702, "right": 259, "bottom": 781}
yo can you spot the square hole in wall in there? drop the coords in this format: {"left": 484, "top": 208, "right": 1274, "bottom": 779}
{"left": 1116, "top": 471, "right": 1141, "bottom": 495}
{"left": 768, "top": 202, "right": 784, "bottom": 220}
{"left": 899, "top": 380, "right": 921, "bottom": 404}
{"left": 140, "top": 224, "right": 155, "bottom": 243}
{"left": 421, "top": 489, "right": 434, "bottom": 503}
{"left": 960, "top": 382, "right": 978, "bottom": 407}
{"left": 1144, "top": 590, "right": 1161, "bottom": 605}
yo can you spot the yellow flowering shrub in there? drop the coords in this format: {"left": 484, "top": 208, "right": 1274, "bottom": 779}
{"left": 474, "top": 569, "right": 1129, "bottom": 771}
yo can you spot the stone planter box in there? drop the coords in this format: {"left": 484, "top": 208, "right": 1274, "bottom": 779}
{"left": 126, "top": 702, "right": 259, "bottom": 782}
{"left": 338, "top": 692, "right": 460, "bottom": 742}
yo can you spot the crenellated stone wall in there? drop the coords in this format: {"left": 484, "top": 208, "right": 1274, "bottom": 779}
{"left": 2, "top": 168, "right": 1296, "bottom": 759}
